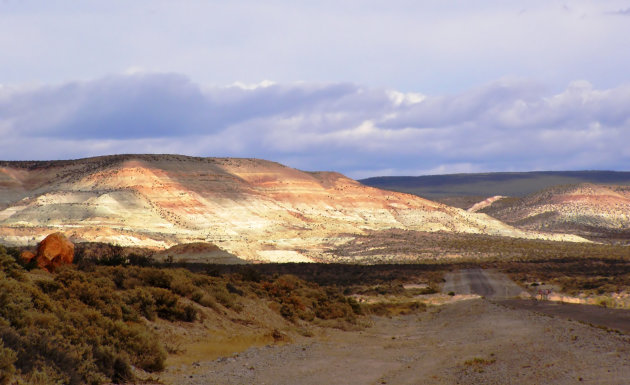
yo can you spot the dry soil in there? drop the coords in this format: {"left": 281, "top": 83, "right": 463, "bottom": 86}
{"left": 158, "top": 298, "right": 630, "bottom": 385}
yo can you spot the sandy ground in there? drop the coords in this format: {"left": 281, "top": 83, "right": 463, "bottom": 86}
{"left": 158, "top": 298, "right": 630, "bottom": 385}
{"left": 499, "top": 299, "right": 630, "bottom": 334}
{"left": 155, "top": 270, "right": 630, "bottom": 384}
{"left": 444, "top": 269, "right": 630, "bottom": 334}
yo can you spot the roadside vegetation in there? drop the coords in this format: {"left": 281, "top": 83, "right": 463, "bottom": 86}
{"left": 2, "top": 233, "right": 629, "bottom": 383}
{"left": 0, "top": 245, "right": 369, "bottom": 385}
{"left": 484, "top": 258, "right": 630, "bottom": 298}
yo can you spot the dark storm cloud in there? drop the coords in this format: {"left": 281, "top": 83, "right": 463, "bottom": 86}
{"left": 3, "top": 74, "right": 210, "bottom": 139}
{"left": 1, "top": 73, "right": 629, "bottom": 178}
{"left": 1, "top": 73, "right": 379, "bottom": 140}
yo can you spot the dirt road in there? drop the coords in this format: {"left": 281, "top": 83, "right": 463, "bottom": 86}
{"left": 499, "top": 299, "right": 630, "bottom": 334}
{"left": 442, "top": 268, "right": 527, "bottom": 299}
{"left": 158, "top": 270, "right": 630, "bottom": 384}
{"left": 159, "top": 299, "right": 630, "bottom": 385}
{"left": 444, "top": 269, "right": 630, "bottom": 334}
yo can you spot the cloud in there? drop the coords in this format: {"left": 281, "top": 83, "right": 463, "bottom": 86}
{"left": 1, "top": 73, "right": 630, "bottom": 178}
{"left": 608, "top": 8, "right": 630, "bottom": 15}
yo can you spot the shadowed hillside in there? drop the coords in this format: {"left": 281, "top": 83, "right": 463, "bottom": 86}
{"left": 0, "top": 154, "right": 585, "bottom": 263}
{"left": 359, "top": 171, "right": 630, "bottom": 200}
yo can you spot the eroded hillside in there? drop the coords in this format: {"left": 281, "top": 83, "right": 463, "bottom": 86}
{"left": 0, "top": 155, "right": 585, "bottom": 261}
{"left": 478, "top": 183, "right": 630, "bottom": 241}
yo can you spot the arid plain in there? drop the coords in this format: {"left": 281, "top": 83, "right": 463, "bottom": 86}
{"left": 1, "top": 154, "right": 629, "bottom": 384}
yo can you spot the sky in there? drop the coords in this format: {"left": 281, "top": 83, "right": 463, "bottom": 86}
{"left": 1, "top": 0, "right": 630, "bottom": 178}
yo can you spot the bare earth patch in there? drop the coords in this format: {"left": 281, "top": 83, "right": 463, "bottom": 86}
{"left": 498, "top": 299, "right": 630, "bottom": 334}
{"left": 158, "top": 299, "right": 630, "bottom": 384}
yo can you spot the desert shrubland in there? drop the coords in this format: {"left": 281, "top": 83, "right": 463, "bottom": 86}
{"left": 0, "top": 244, "right": 372, "bottom": 384}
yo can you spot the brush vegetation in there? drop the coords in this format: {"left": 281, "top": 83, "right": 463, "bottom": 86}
{"left": 329, "top": 229, "right": 630, "bottom": 261}
{"left": 485, "top": 258, "right": 630, "bottom": 296}
{"left": 3, "top": 233, "right": 629, "bottom": 384}
{"left": 0, "top": 245, "right": 364, "bottom": 384}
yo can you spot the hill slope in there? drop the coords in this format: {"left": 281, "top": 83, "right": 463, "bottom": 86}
{"left": 0, "top": 155, "right": 584, "bottom": 261}
{"left": 359, "top": 171, "right": 630, "bottom": 200}
{"left": 477, "top": 183, "right": 630, "bottom": 241}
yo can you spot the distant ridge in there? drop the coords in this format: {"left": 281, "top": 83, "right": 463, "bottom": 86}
{"left": 478, "top": 183, "right": 630, "bottom": 242}
{"left": 359, "top": 171, "right": 630, "bottom": 199}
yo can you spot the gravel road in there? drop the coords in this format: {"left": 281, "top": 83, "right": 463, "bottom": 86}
{"left": 159, "top": 298, "right": 630, "bottom": 385}
{"left": 445, "top": 268, "right": 630, "bottom": 334}
{"left": 499, "top": 299, "right": 630, "bottom": 334}
{"left": 442, "top": 268, "right": 528, "bottom": 299}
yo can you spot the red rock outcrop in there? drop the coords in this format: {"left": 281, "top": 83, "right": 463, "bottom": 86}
{"left": 20, "top": 250, "right": 36, "bottom": 263}
{"left": 35, "top": 232, "right": 74, "bottom": 271}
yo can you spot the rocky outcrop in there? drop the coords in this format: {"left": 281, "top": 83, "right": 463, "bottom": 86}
{"left": 20, "top": 250, "right": 36, "bottom": 263}
{"left": 34, "top": 233, "right": 74, "bottom": 271}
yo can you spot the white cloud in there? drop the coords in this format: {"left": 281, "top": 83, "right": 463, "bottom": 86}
{"left": 229, "top": 80, "right": 276, "bottom": 90}
{"left": 1, "top": 73, "right": 630, "bottom": 178}
{"left": 386, "top": 90, "right": 426, "bottom": 107}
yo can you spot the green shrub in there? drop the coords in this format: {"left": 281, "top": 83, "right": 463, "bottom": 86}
{"left": 315, "top": 301, "right": 352, "bottom": 320}
{"left": 124, "top": 286, "right": 197, "bottom": 322}
{"left": 280, "top": 304, "right": 294, "bottom": 319}
{"left": 193, "top": 292, "right": 217, "bottom": 309}
{"left": 0, "top": 248, "right": 23, "bottom": 280}
{"left": 0, "top": 246, "right": 168, "bottom": 384}
{"left": 139, "top": 268, "right": 172, "bottom": 288}
{"left": 347, "top": 297, "right": 362, "bottom": 315}
{"left": 226, "top": 282, "right": 244, "bottom": 296}
{"left": 92, "top": 346, "right": 133, "bottom": 384}
{"left": 210, "top": 285, "right": 239, "bottom": 310}
{"left": 126, "top": 287, "right": 157, "bottom": 320}
{"left": 2, "top": 243, "right": 406, "bottom": 383}
{"left": 0, "top": 340, "right": 17, "bottom": 385}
